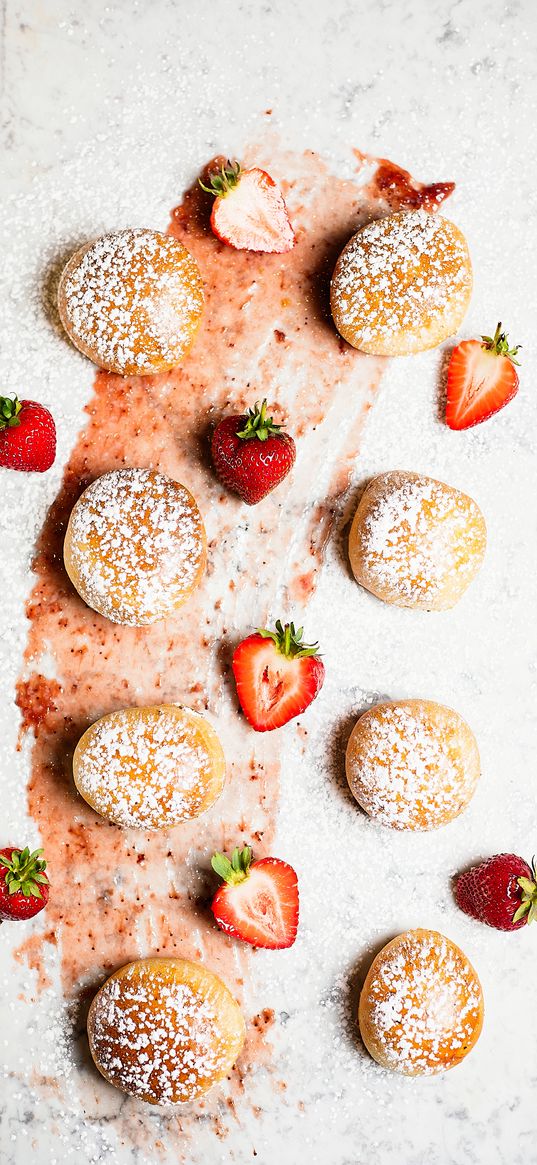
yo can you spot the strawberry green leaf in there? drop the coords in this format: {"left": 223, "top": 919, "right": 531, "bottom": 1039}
{"left": 516, "top": 862, "right": 537, "bottom": 925}
{"left": 257, "top": 619, "right": 320, "bottom": 659}
{"left": 236, "top": 399, "right": 283, "bottom": 442}
{"left": 0, "top": 395, "right": 22, "bottom": 432}
{"left": 0, "top": 846, "right": 48, "bottom": 896}
{"left": 199, "top": 159, "right": 242, "bottom": 198}
{"left": 211, "top": 846, "right": 252, "bottom": 885}
{"left": 481, "top": 323, "right": 521, "bottom": 366}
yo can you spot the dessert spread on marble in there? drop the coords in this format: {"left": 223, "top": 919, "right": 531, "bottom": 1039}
{"left": 2, "top": 144, "right": 533, "bottom": 1119}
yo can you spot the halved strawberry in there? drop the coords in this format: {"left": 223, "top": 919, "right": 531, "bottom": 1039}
{"left": 211, "top": 846, "right": 299, "bottom": 949}
{"left": 232, "top": 620, "right": 325, "bottom": 731}
{"left": 200, "top": 159, "right": 295, "bottom": 253}
{"left": 445, "top": 323, "right": 521, "bottom": 430}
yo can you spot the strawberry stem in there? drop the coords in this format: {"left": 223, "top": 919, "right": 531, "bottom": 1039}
{"left": 481, "top": 323, "right": 521, "bottom": 366}
{"left": 236, "top": 399, "right": 283, "bottom": 442}
{"left": 0, "top": 846, "right": 48, "bottom": 899}
{"left": 199, "top": 159, "right": 242, "bottom": 198}
{"left": 514, "top": 856, "right": 537, "bottom": 925}
{"left": 0, "top": 395, "right": 22, "bottom": 432}
{"left": 212, "top": 846, "right": 252, "bottom": 885}
{"left": 257, "top": 619, "right": 320, "bottom": 659}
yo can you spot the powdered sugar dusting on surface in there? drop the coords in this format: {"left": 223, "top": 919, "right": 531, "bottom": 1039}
{"left": 331, "top": 209, "right": 471, "bottom": 352}
{"left": 88, "top": 960, "right": 243, "bottom": 1105}
{"left": 3, "top": 5, "right": 537, "bottom": 1160}
{"left": 67, "top": 468, "right": 205, "bottom": 625}
{"left": 346, "top": 700, "right": 480, "bottom": 830}
{"left": 365, "top": 930, "right": 482, "bottom": 1075}
{"left": 12, "top": 144, "right": 414, "bottom": 1152}
{"left": 59, "top": 229, "right": 203, "bottom": 375}
{"left": 74, "top": 706, "right": 223, "bottom": 829}
{"left": 353, "top": 470, "right": 486, "bottom": 608}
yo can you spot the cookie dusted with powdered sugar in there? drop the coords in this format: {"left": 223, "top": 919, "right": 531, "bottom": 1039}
{"left": 346, "top": 699, "right": 480, "bottom": 831}
{"left": 330, "top": 209, "right": 472, "bottom": 356}
{"left": 64, "top": 467, "right": 206, "bottom": 626}
{"left": 88, "top": 958, "right": 245, "bottom": 1104}
{"left": 73, "top": 704, "right": 226, "bottom": 829}
{"left": 359, "top": 930, "right": 484, "bottom": 1076}
{"left": 58, "top": 228, "right": 204, "bottom": 375}
{"left": 348, "top": 470, "right": 486, "bottom": 611}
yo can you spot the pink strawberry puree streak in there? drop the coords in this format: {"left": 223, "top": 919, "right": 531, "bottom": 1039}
{"left": 15, "top": 144, "right": 452, "bottom": 1142}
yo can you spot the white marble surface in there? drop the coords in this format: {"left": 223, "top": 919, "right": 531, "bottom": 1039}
{"left": 1, "top": 1, "right": 537, "bottom": 1162}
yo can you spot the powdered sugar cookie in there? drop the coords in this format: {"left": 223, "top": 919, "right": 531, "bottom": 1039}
{"left": 64, "top": 468, "right": 206, "bottom": 626}
{"left": 73, "top": 704, "right": 225, "bottom": 829}
{"left": 348, "top": 470, "right": 486, "bottom": 610}
{"left": 346, "top": 699, "right": 480, "bottom": 831}
{"left": 330, "top": 210, "right": 472, "bottom": 355}
{"left": 359, "top": 929, "right": 483, "bottom": 1076}
{"left": 58, "top": 228, "right": 204, "bottom": 375}
{"left": 88, "top": 957, "right": 245, "bottom": 1104}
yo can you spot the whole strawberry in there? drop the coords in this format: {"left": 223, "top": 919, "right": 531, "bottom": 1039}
{"left": 0, "top": 395, "right": 56, "bottom": 473}
{"left": 211, "top": 399, "right": 296, "bottom": 504}
{"left": 455, "top": 853, "right": 537, "bottom": 931}
{"left": 0, "top": 846, "right": 50, "bottom": 921}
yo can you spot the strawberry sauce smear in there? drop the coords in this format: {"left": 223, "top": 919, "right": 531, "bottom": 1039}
{"left": 16, "top": 145, "right": 453, "bottom": 1147}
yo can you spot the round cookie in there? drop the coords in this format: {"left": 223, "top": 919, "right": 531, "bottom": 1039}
{"left": 348, "top": 470, "right": 486, "bottom": 611}
{"left": 345, "top": 699, "right": 480, "bottom": 831}
{"left": 88, "top": 957, "right": 245, "bottom": 1104}
{"left": 58, "top": 228, "right": 204, "bottom": 375}
{"left": 330, "top": 209, "right": 472, "bottom": 356}
{"left": 359, "top": 929, "right": 483, "bottom": 1076}
{"left": 73, "top": 704, "right": 226, "bottom": 829}
{"left": 64, "top": 467, "right": 206, "bottom": 626}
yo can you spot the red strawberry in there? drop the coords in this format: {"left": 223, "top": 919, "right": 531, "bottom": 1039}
{"left": 445, "top": 323, "right": 521, "bottom": 430}
{"left": 211, "top": 399, "right": 296, "bottom": 504}
{"left": 455, "top": 853, "right": 537, "bottom": 931}
{"left": 211, "top": 845, "right": 299, "bottom": 949}
{"left": 200, "top": 159, "right": 294, "bottom": 253}
{"left": 0, "top": 395, "right": 56, "bottom": 472}
{"left": 232, "top": 619, "right": 324, "bottom": 732}
{"left": 0, "top": 846, "right": 50, "bottom": 921}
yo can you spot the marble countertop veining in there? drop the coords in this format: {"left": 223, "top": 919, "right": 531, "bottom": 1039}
{"left": 1, "top": 1, "right": 537, "bottom": 1163}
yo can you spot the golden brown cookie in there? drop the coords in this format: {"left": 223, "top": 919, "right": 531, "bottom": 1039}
{"left": 58, "top": 228, "right": 203, "bottom": 375}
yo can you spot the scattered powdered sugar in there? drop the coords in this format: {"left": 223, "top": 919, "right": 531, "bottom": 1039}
{"left": 67, "top": 467, "right": 205, "bottom": 625}
{"left": 89, "top": 961, "right": 242, "bottom": 1105}
{"left": 347, "top": 701, "right": 480, "bottom": 830}
{"left": 367, "top": 930, "right": 482, "bottom": 1074}
{"left": 354, "top": 470, "right": 485, "bottom": 609}
{"left": 74, "top": 706, "right": 222, "bottom": 829}
{"left": 331, "top": 209, "right": 471, "bottom": 349}
{"left": 59, "top": 228, "right": 203, "bottom": 374}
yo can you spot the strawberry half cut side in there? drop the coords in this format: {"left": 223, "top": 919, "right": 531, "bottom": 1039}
{"left": 200, "top": 159, "right": 295, "bottom": 253}
{"left": 232, "top": 620, "right": 325, "bottom": 731}
{"left": 211, "top": 846, "right": 299, "bottom": 949}
{"left": 445, "top": 323, "right": 521, "bottom": 431}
